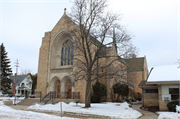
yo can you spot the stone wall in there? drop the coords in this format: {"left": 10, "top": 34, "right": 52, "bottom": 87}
{"left": 37, "top": 32, "right": 51, "bottom": 97}
{"left": 159, "top": 101, "right": 169, "bottom": 111}
{"left": 127, "top": 71, "right": 143, "bottom": 93}
{"left": 74, "top": 80, "right": 86, "bottom": 103}
{"left": 37, "top": 13, "right": 78, "bottom": 98}
{"left": 143, "top": 56, "right": 148, "bottom": 80}
{"left": 143, "top": 93, "right": 159, "bottom": 107}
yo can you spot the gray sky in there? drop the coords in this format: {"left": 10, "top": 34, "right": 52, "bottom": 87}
{"left": 0, "top": 0, "right": 179, "bottom": 74}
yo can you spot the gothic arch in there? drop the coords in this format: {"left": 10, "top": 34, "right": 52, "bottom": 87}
{"left": 50, "top": 30, "right": 74, "bottom": 69}
{"left": 49, "top": 76, "right": 61, "bottom": 92}
{"left": 61, "top": 76, "right": 74, "bottom": 92}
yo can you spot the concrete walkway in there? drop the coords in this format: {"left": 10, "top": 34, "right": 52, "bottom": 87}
{"left": 132, "top": 104, "right": 158, "bottom": 119}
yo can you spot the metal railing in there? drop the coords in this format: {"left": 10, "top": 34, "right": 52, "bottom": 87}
{"left": 40, "top": 91, "right": 80, "bottom": 104}
{"left": 40, "top": 91, "right": 56, "bottom": 104}
{"left": 60, "top": 92, "right": 80, "bottom": 99}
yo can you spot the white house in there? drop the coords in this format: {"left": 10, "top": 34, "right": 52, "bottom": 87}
{"left": 10, "top": 74, "right": 33, "bottom": 97}
{"left": 139, "top": 65, "right": 180, "bottom": 111}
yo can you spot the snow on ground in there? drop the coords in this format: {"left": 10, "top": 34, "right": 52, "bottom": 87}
{"left": 0, "top": 101, "right": 4, "bottom": 106}
{"left": 27, "top": 102, "right": 142, "bottom": 118}
{"left": 0, "top": 97, "right": 25, "bottom": 104}
{"left": 0, "top": 105, "right": 77, "bottom": 119}
{"left": 157, "top": 112, "right": 180, "bottom": 119}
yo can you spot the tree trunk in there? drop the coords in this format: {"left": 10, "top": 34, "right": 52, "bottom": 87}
{"left": 85, "top": 73, "right": 92, "bottom": 107}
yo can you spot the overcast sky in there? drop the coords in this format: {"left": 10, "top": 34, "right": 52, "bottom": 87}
{"left": 0, "top": 0, "right": 179, "bottom": 74}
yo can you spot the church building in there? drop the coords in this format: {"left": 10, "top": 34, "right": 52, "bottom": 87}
{"left": 37, "top": 9, "right": 148, "bottom": 103}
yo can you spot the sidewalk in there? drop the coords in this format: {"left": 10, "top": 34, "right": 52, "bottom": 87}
{"left": 132, "top": 104, "right": 158, "bottom": 119}
{"left": 9, "top": 105, "right": 29, "bottom": 110}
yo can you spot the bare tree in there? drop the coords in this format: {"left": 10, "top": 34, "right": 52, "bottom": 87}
{"left": 20, "top": 69, "right": 31, "bottom": 75}
{"left": 67, "top": 0, "right": 137, "bottom": 107}
{"left": 115, "top": 28, "right": 138, "bottom": 58}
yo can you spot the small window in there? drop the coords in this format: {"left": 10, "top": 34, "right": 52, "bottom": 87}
{"left": 169, "top": 88, "right": 179, "bottom": 100}
{"left": 21, "top": 83, "right": 25, "bottom": 87}
{"left": 143, "top": 89, "right": 158, "bottom": 93}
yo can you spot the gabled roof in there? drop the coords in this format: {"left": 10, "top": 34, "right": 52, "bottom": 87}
{"left": 118, "top": 57, "right": 129, "bottom": 66}
{"left": 53, "top": 10, "right": 117, "bottom": 59}
{"left": 147, "top": 65, "right": 179, "bottom": 82}
{"left": 139, "top": 65, "right": 180, "bottom": 88}
{"left": 10, "top": 75, "right": 28, "bottom": 85}
{"left": 123, "top": 57, "right": 145, "bottom": 71}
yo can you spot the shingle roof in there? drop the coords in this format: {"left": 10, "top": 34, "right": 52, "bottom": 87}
{"left": 10, "top": 75, "right": 28, "bottom": 85}
{"left": 118, "top": 57, "right": 129, "bottom": 66}
{"left": 123, "top": 57, "right": 144, "bottom": 71}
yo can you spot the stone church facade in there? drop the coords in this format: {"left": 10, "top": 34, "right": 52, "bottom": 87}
{"left": 37, "top": 10, "right": 149, "bottom": 103}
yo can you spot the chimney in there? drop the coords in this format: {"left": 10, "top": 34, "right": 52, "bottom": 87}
{"left": 64, "top": 8, "right": 66, "bottom": 15}
{"left": 132, "top": 54, "right": 136, "bottom": 58}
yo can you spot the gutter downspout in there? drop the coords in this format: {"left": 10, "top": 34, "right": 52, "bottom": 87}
{"left": 146, "top": 67, "right": 154, "bottom": 81}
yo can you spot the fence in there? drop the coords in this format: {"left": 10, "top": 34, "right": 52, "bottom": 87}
{"left": 59, "top": 92, "right": 80, "bottom": 99}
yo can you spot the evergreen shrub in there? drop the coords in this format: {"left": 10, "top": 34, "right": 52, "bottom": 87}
{"left": 91, "top": 95, "right": 101, "bottom": 103}
{"left": 91, "top": 81, "right": 107, "bottom": 103}
{"left": 167, "top": 101, "right": 179, "bottom": 112}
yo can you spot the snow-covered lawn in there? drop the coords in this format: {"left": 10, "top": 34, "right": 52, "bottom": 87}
{"left": 27, "top": 102, "right": 142, "bottom": 118}
{"left": 3, "top": 98, "right": 180, "bottom": 119}
{"left": 157, "top": 112, "right": 180, "bottom": 119}
{"left": 0, "top": 104, "right": 76, "bottom": 119}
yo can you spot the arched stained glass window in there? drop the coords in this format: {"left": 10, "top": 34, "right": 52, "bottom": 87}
{"left": 61, "top": 40, "right": 74, "bottom": 66}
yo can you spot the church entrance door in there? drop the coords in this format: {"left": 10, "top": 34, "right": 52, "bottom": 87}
{"left": 57, "top": 85, "right": 61, "bottom": 98}
{"left": 68, "top": 85, "right": 72, "bottom": 98}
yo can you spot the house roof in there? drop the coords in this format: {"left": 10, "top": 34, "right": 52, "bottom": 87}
{"left": 138, "top": 65, "right": 180, "bottom": 88}
{"left": 123, "top": 57, "right": 145, "bottom": 71}
{"left": 10, "top": 75, "right": 28, "bottom": 85}
{"left": 147, "top": 65, "right": 180, "bottom": 82}
{"left": 138, "top": 81, "right": 157, "bottom": 88}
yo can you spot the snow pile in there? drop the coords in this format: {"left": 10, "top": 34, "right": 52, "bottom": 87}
{"left": 27, "top": 102, "right": 142, "bottom": 118}
{"left": 157, "top": 112, "right": 180, "bottom": 119}
{"left": 176, "top": 105, "right": 180, "bottom": 113}
{"left": 157, "top": 105, "right": 180, "bottom": 119}
{"left": 0, "top": 105, "right": 77, "bottom": 119}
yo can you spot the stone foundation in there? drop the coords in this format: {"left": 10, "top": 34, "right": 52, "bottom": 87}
{"left": 159, "top": 101, "right": 169, "bottom": 111}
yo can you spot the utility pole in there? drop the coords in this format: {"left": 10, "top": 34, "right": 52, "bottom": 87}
{"left": 14, "top": 59, "right": 19, "bottom": 74}
{"left": 13, "top": 59, "right": 19, "bottom": 105}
